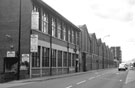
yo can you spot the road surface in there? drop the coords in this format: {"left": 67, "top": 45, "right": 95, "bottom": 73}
{"left": 8, "top": 69, "right": 129, "bottom": 88}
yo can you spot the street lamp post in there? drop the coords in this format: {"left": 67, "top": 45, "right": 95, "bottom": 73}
{"left": 17, "top": 0, "right": 22, "bottom": 80}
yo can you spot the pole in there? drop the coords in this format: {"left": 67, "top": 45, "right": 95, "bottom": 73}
{"left": 17, "top": 0, "right": 22, "bottom": 80}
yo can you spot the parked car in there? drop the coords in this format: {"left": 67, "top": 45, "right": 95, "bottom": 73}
{"left": 118, "top": 63, "right": 127, "bottom": 71}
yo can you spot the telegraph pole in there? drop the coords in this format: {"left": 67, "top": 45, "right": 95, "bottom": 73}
{"left": 17, "top": 0, "right": 22, "bottom": 80}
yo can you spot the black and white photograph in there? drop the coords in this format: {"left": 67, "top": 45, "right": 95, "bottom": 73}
{"left": 0, "top": 0, "right": 135, "bottom": 88}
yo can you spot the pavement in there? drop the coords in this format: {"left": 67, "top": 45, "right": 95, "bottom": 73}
{"left": 0, "top": 70, "right": 98, "bottom": 88}
{"left": 123, "top": 69, "right": 135, "bottom": 88}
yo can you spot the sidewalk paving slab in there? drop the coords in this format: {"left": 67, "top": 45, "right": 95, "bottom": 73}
{"left": 123, "top": 70, "right": 135, "bottom": 88}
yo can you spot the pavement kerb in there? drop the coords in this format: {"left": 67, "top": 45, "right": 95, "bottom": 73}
{"left": 0, "top": 68, "right": 113, "bottom": 85}
{"left": 1, "top": 70, "right": 98, "bottom": 84}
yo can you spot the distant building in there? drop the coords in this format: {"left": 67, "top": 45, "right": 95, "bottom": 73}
{"left": 111, "top": 47, "right": 122, "bottom": 63}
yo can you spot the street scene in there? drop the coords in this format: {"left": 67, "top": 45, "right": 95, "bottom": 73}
{"left": 0, "top": 0, "right": 135, "bottom": 88}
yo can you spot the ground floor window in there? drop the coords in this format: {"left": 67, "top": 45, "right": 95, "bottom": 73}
{"left": 63, "top": 52, "right": 67, "bottom": 67}
{"left": 42, "top": 47, "right": 49, "bottom": 67}
{"left": 32, "top": 46, "right": 40, "bottom": 67}
{"left": 58, "top": 51, "right": 62, "bottom": 67}
{"left": 52, "top": 49, "right": 56, "bottom": 67}
{"left": 68, "top": 53, "right": 71, "bottom": 67}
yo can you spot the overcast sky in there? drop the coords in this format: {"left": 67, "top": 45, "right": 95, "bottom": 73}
{"left": 42, "top": 0, "right": 135, "bottom": 62}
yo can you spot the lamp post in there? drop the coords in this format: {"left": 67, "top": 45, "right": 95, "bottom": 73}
{"left": 17, "top": 0, "right": 22, "bottom": 80}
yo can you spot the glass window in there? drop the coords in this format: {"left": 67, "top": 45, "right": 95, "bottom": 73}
{"left": 58, "top": 51, "right": 62, "bottom": 67}
{"left": 57, "top": 20, "right": 61, "bottom": 39}
{"left": 42, "top": 47, "right": 49, "bottom": 67}
{"left": 63, "top": 24, "right": 66, "bottom": 41}
{"left": 72, "top": 30, "right": 74, "bottom": 44}
{"left": 32, "top": 46, "right": 40, "bottom": 67}
{"left": 63, "top": 52, "right": 67, "bottom": 67}
{"left": 52, "top": 17, "right": 56, "bottom": 37}
{"left": 76, "top": 32, "right": 79, "bottom": 45}
{"left": 72, "top": 54, "right": 75, "bottom": 67}
{"left": 68, "top": 53, "right": 71, "bottom": 67}
{"left": 68, "top": 29, "right": 70, "bottom": 42}
{"left": 52, "top": 49, "right": 56, "bottom": 67}
{"left": 42, "top": 12, "right": 48, "bottom": 33}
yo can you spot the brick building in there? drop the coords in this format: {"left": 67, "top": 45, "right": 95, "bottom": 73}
{"left": 0, "top": 0, "right": 80, "bottom": 79}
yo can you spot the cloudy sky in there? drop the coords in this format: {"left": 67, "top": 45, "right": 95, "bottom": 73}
{"left": 42, "top": 0, "right": 135, "bottom": 62}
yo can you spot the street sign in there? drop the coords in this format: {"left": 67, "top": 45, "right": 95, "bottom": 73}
{"left": 22, "top": 54, "right": 29, "bottom": 62}
{"left": 31, "top": 34, "right": 38, "bottom": 52}
{"left": 7, "top": 51, "right": 15, "bottom": 57}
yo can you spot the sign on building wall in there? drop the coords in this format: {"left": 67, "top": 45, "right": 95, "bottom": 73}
{"left": 21, "top": 54, "right": 30, "bottom": 70}
{"left": 22, "top": 54, "right": 29, "bottom": 62}
{"left": 31, "top": 12, "right": 39, "bottom": 30}
{"left": 7, "top": 51, "right": 15, "bottom": 57}
{"left": 31, "top": 34, "right": 38, "bottom": 52}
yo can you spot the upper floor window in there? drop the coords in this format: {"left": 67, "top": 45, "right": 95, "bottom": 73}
{"left": 68, "top": 29, "right": 71, "bottom": 42}
{"left": 57, "top": 20, "right": 62, "bottom": 39}
{"left": 52, "top": 17, "right": 56, "bottom": 37}
{"left": 72, "top": 30, "right": 74, "bottom": 44}
{"left": 76, "top": 32, "right": 79, "bottom": 45}
{"left": 42, "top": 12, "right": 48, "bottom": 34}
{"left": 63, "top": 24, "right": 66, "bottom": 41}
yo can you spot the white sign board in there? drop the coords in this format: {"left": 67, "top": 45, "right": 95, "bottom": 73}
{"left": 7, "top": 51, "right": 15, "bottom": 57}
{"left": 31, "top": 34, "right": 38, "bottom": 52}
{"left": 31, "top": 12, "right": 39, "bottom": 30}
{"left": 22, "top": 54, "right": 29, "bottom": 62}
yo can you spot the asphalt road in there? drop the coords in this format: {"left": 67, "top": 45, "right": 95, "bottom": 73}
{"left": 10, "top": 69, "right": 128, "bottom": 88}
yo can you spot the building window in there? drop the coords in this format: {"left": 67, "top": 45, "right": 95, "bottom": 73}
{"left": 42, "top": 12, "right": 48, "bottom": 34}
{"left": 72, "top": 30, "right": 74, "bottom": 44}
{"left": 76, "top": 32, "right": 79, "bottom": 45}
{"left": 72, "top": 54, "right": 75, "bottom": 67}
{"left": 68, "top": 53, "right": 71, "bottom": 67}
{"left": 52, "top": 49, "right": 56, "bottom": 67}
{"left": 58, "top": 51, "right": 62, "bottom": 67}
{"left": 68, "top": 29, "right": 70, "bottom": 42}
{"left": 57, "top": 20, "right": 61, "bottom": 39}
{"left": 63, "top": 52, "right": 67, "bottom": 67}
{"left": 52, "top": 17, "right": 56, "bottom": 37}
{"left": 32, "top": 46, "right": 40, "bottom": 67}
{"left": 63, "top": 24, "right": 66, "bottom": 41}
{"left": 42, "top": 47, "right": 49, "bottom": 67}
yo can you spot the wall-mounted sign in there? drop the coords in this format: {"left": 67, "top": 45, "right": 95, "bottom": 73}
{"left": 31, "top": 12, "right": 39, "bottom": 30}
{"left": 7, "top": 51, "right": 15, "bottom": 57}
{"left": 31, "top": 34, "right": 38, "bottom": 52}
{"left": 22, "top": 54, "right": 29, "bottom": 62}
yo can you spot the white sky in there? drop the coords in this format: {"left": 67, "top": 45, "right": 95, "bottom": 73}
{"left": 42, "top": 0, "right": 135, "bottom": 62}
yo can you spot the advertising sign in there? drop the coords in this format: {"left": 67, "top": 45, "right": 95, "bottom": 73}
{"left": 22, "top": 54, "right": 29, "bottom": 62}
{"left": 31, "top": 12, "right": 39, "bottom": 30}
{"left": 31, "top": 34, "right": 38, "bottom": 52}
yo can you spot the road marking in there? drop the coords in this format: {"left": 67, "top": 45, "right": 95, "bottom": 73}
{"left": 88, "top": 77, "right": 95, "bottom": 80}
{"left": 76, "top": 80, "right": 86, "bottom": 85}
{"left": 66, "top": 85, "right": 72, "bottom": 88}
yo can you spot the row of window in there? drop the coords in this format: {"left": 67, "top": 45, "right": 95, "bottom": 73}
{"left": 32, "top": 46, "right": 78, "bottom": 67}
{"left": 31, "top": 4, "right": 79, "bottom": 45}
